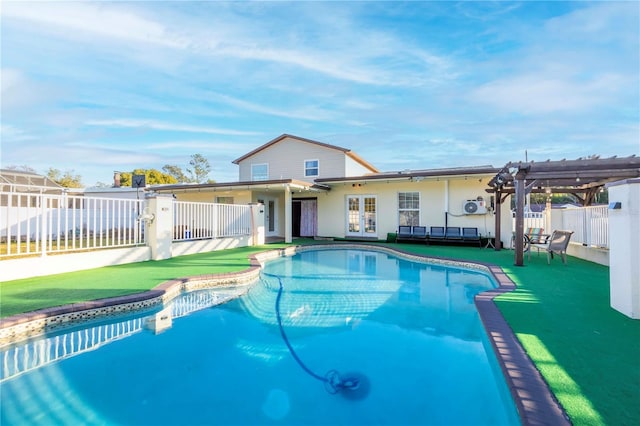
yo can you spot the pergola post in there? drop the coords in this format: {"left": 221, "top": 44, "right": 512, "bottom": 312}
{"left": 494, "top": 190, "right": 502, "bottom": 250}
{"left": 514, "top": 177, "right": 525, "bottom": 266}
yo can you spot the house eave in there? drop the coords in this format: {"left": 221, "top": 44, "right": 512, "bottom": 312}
{"left": 316, "top": 166, "right": 500, "bottom": 184}
{"left": 151, "top": 179, "right": 330, "bottom": 193}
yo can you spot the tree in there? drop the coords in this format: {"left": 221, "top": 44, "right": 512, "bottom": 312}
{"left": 162, "top": 164, "right": 189, "bottom": 183}
{"left": 46, "top": 168, "right": 83, "bottom": 188}
{"left": 119, "top": 169, "right": 178, "bottom": 186}
{"left": 187, "top": 154, "right": 211, "bottom": 183}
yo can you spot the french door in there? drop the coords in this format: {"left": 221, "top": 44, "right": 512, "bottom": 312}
{"left": 346, "top": 195, "right": 377, "bottom": 237}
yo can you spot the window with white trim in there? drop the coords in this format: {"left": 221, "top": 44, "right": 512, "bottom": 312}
{"left": 398, "top": 192, "right": 420, "bottom": 226}
{"left": 251, "top": 163, "right": 268, "bottom": 181}
{"left": 304, "top": 159, "right": 319, "bottom": 177}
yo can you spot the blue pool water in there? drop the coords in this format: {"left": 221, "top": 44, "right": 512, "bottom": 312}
{"left": 1, "top": 248, "right": 519, "bottom": 425}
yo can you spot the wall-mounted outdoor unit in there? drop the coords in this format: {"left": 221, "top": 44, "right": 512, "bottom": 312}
{"left": 463, "top": 200, "right": 487, "bottom": 215}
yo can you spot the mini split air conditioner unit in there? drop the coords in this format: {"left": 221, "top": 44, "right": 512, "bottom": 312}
{"left": 463, "top": 200, "right": 487, "bottom": 215}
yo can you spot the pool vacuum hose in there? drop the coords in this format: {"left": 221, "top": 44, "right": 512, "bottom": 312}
{"left": 263, "top": 273, "right": 370, "bottom": 400}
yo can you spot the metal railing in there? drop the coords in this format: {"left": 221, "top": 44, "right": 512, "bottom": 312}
{"left": 173, "top": 201, "right": 252, "bottom": 242}
{"left": 1, "top": 192, "right": 145, "bottom": 258}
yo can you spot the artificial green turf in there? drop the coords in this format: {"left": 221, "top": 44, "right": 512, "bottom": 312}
{"left": 0, "top": 245, "right": 288, "bottom": 318}
{"left": 1, "top": 241, "right": 638, "bottom": 425}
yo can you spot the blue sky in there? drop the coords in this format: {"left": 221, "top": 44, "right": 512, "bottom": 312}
{"left": 1, "top": 1, "right": 638, "bottom": 186}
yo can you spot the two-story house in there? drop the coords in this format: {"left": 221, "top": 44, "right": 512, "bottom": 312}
{"left": 153, "top": 134, "right": 505, "bottom": 244}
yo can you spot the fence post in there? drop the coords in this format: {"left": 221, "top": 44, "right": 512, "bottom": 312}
{"left": 145, "top": 194, "right": 174, "bottom": 260}
{"left": 583, "top": 208, "right": 591, "bottom": 246}
{"left": 40, "top": 196, "right": 47, "bottom": 257}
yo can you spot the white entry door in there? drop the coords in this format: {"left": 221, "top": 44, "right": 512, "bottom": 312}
{"left": 258, "top": 197, "right": 278, "bottom": 237}
{"left": 346, "top": 195, "right": 377, "bottom": 237}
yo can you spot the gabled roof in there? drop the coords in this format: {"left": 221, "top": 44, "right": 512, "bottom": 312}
{"left": 232, "top": 134, "right": 379, "bottom": 173}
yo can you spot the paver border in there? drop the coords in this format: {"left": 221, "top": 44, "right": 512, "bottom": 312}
{"left": 0, "top": 243, "right": 570, "bottom": 425}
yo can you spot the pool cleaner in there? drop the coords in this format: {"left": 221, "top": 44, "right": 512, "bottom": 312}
{"left": 262, "top": 273, "right": 370, "bottom": 400}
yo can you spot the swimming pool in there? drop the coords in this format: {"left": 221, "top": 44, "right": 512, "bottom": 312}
{"left": 1, "top": 248, "right": 520, "bottom": 425}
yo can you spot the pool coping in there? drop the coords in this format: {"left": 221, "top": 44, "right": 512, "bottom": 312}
{"left": 0, "top": 243, "right": 570, "bottom": 426}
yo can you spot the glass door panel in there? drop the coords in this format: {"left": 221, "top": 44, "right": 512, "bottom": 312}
{"left": 347, "top": 196, "right": 361, "bottom": 234}
{"left": 346, "top": 195, "right": 377, "bottom": 237}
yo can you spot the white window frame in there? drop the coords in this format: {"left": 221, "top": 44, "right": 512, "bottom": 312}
{"left": 398, "top": 191, "right": 420, "bottom": 226}
{"left": 304, "top": 159, "right": 319, "bottom": 177}
{"left": 251, "top": 163, "right": 269, "bottom": 181}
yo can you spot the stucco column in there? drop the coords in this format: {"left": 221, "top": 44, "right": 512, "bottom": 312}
{"left": 145, "top": 194, "right": 174, "bottom": 261}
{"left": 284, "top": 185, "right": 292, "bottom": 243}
{"left": 606, "top": 178, "right": 640, "bottom": 319}
{"left": 250, "top": 202, "right": 265, "bottom": 245}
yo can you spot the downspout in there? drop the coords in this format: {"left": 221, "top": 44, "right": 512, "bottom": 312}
{"left": 444, "top": 180, "right": 449, "bottom": 228}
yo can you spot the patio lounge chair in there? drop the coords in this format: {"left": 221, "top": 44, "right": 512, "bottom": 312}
{"left": 397, "top": 226, "right": 413, "bottom": 242}
{"left": 412, "top": 226, "right": 428, "bottom": 240}
{"left": 529, "top": 230, "right": 574, "bottom": 264}
{"left": 428, "top": 226, "right": 445, "bottom": 241}
{"left": 510, "top": 227, "right": 547, "bottom": 251}
{"left": 445, "top": 227, "right": 462, "bottom": 240}
{"left": 397, "top": 226, "right": 428, "bottom": 243}
{"left": 462, "top": 227, "right": 481, "bottom": 247}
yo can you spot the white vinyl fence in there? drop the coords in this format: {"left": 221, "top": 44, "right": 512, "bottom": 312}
{"left": 512, "top": 211, "right": 546, "bottom": 231}
{"left": 1, "top": 192, "right": 145, "bottom": 258}
{"left": 173, "top": 201, "right": 252, "bottom": 242}
{"left": 560, "top": 205, "right": 609, "bottom": 248}
{"left": 512, "top": 206, "right": 609, "bottom": 249}
{"left": 2, "top": 193, "right": 255, "bottom": 258}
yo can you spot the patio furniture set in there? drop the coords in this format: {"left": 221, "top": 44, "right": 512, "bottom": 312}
{"left": 396, "top": 226, "right": 483, "bottom": 247}
{"left": 397, "top": 225, "right": 574, "bottom": 264}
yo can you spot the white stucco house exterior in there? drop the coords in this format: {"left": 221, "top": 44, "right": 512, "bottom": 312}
{"left": 152, "top": 134, "right": 509, "bottom": 245}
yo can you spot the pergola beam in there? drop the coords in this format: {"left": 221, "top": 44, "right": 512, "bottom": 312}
{"left": 487, "top": 155, "right": 640, "bottom": 266}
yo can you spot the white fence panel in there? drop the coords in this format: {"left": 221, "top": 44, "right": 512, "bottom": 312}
{"left": 512, "top": 211, "right": 547, "bottom": 231}
{"left": 173, "top": 201, "right": 251, "bottom": 242}
{"left": 561, "top": 205, "right": 609, "bottom": 248}
{"left": 511, "top": 207, "right": 609, "bottom": 249}
{"left": 1, "top": 192, "right": 145, "bottom": 258}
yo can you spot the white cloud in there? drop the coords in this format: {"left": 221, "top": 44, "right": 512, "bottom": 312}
{"left": 2, "top": 2, "right": 455, "bottom": 88}
{"left": 0, "top": 124, "right": 36, "bottom": 142}
{"left": 469, "top": 73, "right": 622, "bottom": 115}
{"left": 203, "top": 92, "right": 336, "bottom": 122}
{"left": 85, "top": 119, "right": 261, "bottom": 136}
{"left": 0, "top": 68, "right": 62, "bottom": 111}
{"left": 1, "top": 2, "right": 187, "bottom": 49}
